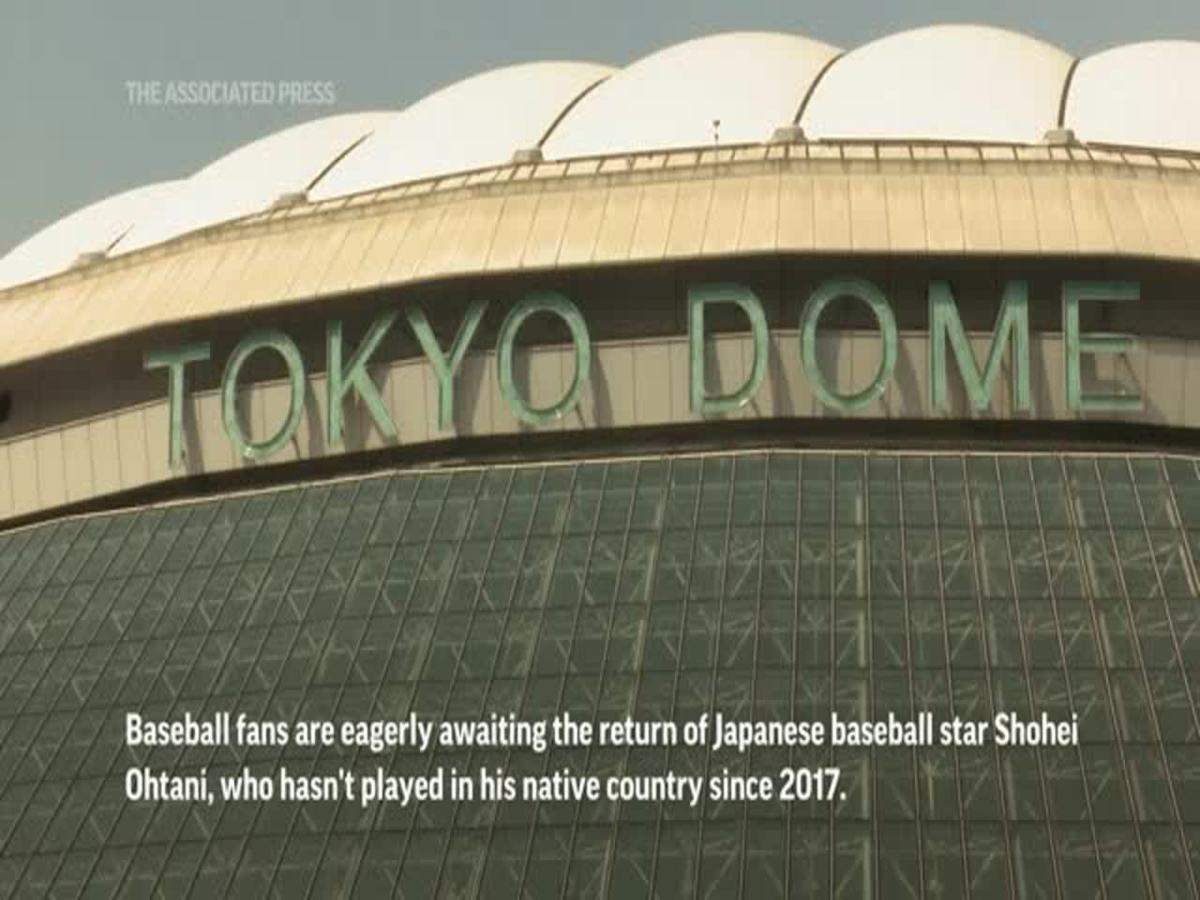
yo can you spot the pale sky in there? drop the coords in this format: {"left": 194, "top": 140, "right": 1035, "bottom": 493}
{"left": 2, "top": 0, "right": 1199, "bottom": 252}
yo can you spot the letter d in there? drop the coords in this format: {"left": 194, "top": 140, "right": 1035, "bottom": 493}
{"left": 688, "top": 284, "right": 768, "bottom": 416}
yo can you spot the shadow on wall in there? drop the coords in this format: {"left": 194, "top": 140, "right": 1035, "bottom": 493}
{"left": 586, "top": 358, "right": 614, "bottom": 429}
{"left": 454, "top": 357, "right": 485, "bottom": 436}
{"left": 302, "top": 383, "right": 325, "bottom": 459}
{"left": 892, "top": 341, "right": 922, "bottom": 418}
{"left": 184, "top": 398, "right": 205, "bottom": 472}
{"left": 767, "top": 344, "right": 794, "bottom": 418}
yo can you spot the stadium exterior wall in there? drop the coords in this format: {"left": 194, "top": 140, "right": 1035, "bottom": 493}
{"left": 2, "top": 147, "right": 1200, "bottom": 523}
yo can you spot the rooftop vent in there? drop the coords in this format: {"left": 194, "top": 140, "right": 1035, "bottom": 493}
{"left": 71, "top": 251, "right": 107, "bottom": 269}
{"left": 511, "top": 147, "right": 544, "bottom": 164}
{"left": 1043, "top": 127, "right": 1078, "bottom": 146}
{"left": 770, "top": 124, "right": 807, "bottom": 144}
{"left": 271, "top": 191, "right": 309, "bottom": 210}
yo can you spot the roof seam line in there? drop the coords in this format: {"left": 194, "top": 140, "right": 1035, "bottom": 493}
{"left": 792, "top": 50, "right": 846, "bottom": 126}
{"left": 103, "top": 225, "right": 134, "bottom": 256}
{"left": 536, "top": 75, "right": 610, "bottom": 149}
{"left": 1056, "top": 57, "right": 1081, "bottom": 128}
{"left": 305, "top": 131, "right": 376, "bottom": 194}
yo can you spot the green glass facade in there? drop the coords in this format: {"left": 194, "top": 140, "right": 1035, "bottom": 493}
{"left": 0, "top": 450, "right": 1198, "bottom": 898}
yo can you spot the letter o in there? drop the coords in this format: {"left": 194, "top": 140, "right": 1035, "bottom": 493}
{"left": 497, "top": 293, "right": 591, "bottom": 425}
{"left": 125, "top": 768, "right": 144, "bottom": 801}
{"left": 800, "top": 278, "right": 898, "bottom": 411}
{"left": 221, "top": 329, "right": 306, "bottom": 460}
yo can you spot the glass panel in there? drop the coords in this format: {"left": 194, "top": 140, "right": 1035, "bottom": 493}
{"left": 0, "top": 450, "right": 1194, "bottom": 897}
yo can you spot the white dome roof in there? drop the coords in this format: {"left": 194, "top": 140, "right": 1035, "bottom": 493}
{"left": 116, "top": 112, "right": 391, "bottom": 252}
{"left": 541, "top": 32, "right": 841, "bottom": 158}
{"left": 0, "top": 181, "right": 182, "bottom": 290}
{"left": 8, "top": 27, "right": 1200, "bottom": 294}
{"left": 309, "top": 62, "right": 613, "bottom": 201}
{"left": 801, "top": 25, "right": 1073, "bottom": 143}
{"left": 1065, "top": 41, "right": 1200, "bottom": 152}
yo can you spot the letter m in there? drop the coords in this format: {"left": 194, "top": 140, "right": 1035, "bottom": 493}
{"left": 929, "top": 281, "right": 1031, "bottom": 413}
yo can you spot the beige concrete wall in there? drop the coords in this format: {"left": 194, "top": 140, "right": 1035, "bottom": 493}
{"left": 0, "top": 327, "right": 1190, "bottom": 523}
{"left": 3, "top": 145, "right": 1200, "bottom": 371}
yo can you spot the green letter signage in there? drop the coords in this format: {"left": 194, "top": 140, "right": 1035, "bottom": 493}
{"left": 800, "top": 278, "right": 898, "bottom": 411}
{"left": 497, "top": 292, "right": 591, "bottom": 426}
{"left": 222, "top": 329, "right": 306, "bottom": 461}
{"left": 929, "top": 280, "right": 1031, "bottom": 412}
{"left": 688, "top": 283, "right": 768, "bottom": 416}
{"left": 1063, "top": 282, "right": 1142, "bottom": 412}
{"left": 327, "top": 311, "right": 399, "bottom": 446}
{"left": 406, "top": 300, "right": 487, "bottom": 431}
{"left": 144, "top": 342, "right": 211, "bottom": 469}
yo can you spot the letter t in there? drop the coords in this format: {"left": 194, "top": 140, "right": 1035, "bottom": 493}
{"left": 144, "top": 342, "right": 211, "bottom": 469}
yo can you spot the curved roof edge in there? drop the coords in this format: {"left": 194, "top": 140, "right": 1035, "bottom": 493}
{"left": 2, "top": 150, "right": 1200, "bottom": 372}
{"left": 6, "top": 27, "right": 1200, "bottom": 290}
{"left": 800, "top": 24, "right": 1075, "bottom": 144}
{"left": 0, "top": 181, "right": 184, "bottom": 291}
{"left": 1065, "top": 40, "right": 1200, "bottom": 153}
{"left": 309, "top": 61, "right": 614, "bottom": 201}
{"left": 115, "top": 112, "right": 393, "bottom": 253}
{"left": 541, "top": 31, "right": 841, "bottom": 158}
